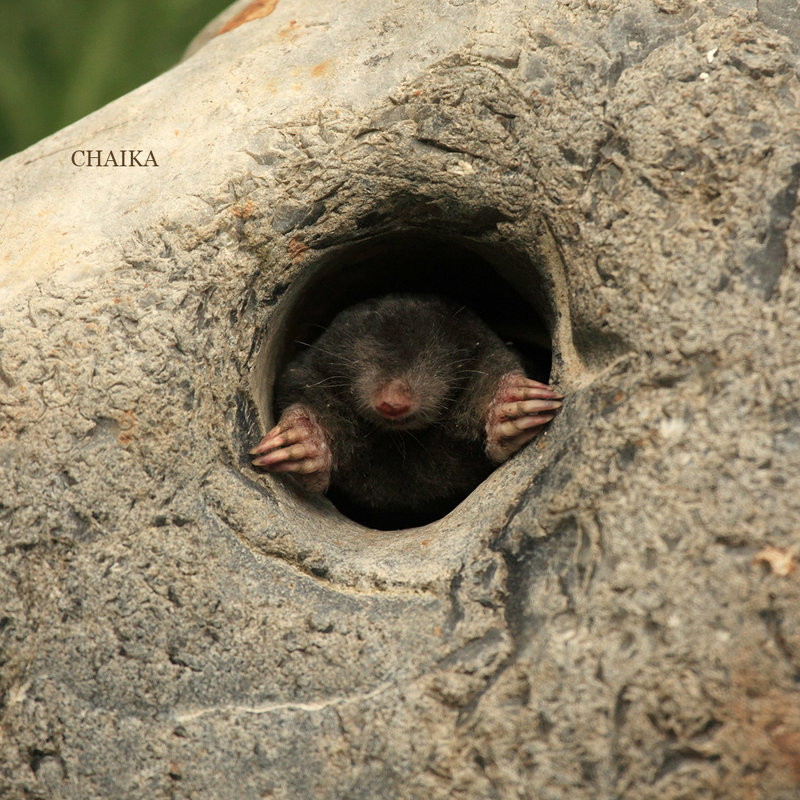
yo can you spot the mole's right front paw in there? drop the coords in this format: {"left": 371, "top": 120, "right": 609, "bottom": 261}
{"left": 250, "top": 404, "right": 332, "bottom": 493}
{"left": 485, "top": 372, "right": 563, "bottom": 464}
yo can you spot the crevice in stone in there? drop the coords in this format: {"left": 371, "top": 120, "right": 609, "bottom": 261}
{"left": 499, "top": 518, "right": 579, "bottom": 649}
{"left": 759, "top": 606, "right": 800, "bottom": 681}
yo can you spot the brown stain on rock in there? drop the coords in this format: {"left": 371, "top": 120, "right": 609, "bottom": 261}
{"left": 232, "top": 200, "right": 255, "bottom": 219}
{"left": 215, "top": 0, "right": 279, "bottom": 37}
{"left": 771, "top": 726, "right": 800, "bottom": 782}
{"left": 715, "top": 653, "right": 800, "bottom": 796}
{"left": 288, "top": 237, "right": 308, "bottom": 263}
{"left": 311, "top": 60, "right": 332, "bottom": 78}
{"left": 116, "top": 410, "right": 137, "bottom": 445}
{"left": 279, "top": 19, "right": 303, "bottom": 41}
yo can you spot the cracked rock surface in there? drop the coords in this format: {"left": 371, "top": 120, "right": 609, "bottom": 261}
{"left": 1, "top": 0, "right": 799, "bottom": 798}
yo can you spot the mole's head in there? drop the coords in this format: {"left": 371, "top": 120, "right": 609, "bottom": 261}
{"left": 330, "top": 295, "right": 469, "bottom": 430}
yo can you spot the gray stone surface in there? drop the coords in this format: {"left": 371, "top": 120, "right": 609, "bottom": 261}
{"left": 1, "top": 0, "right": 799, "bottom": 798}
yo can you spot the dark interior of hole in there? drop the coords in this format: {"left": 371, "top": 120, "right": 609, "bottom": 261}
{"left": 279, "top": 234, "right": 553, "bottom": 383}
{"left": 271, "top": 233, "right": 553, "bottom": 530}
{"left": 328, "top": 483, "right": 489, "bottom": 531}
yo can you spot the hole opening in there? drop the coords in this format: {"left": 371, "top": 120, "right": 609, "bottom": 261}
{"left": 250, "top": 230, "right": 556, "bottom": 530}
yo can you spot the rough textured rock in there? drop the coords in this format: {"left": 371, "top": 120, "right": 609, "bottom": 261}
{"left": 1, "top": 1, "right": 799, "bottom": 798}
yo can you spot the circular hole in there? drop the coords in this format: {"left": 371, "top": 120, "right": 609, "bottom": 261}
{"left": 250, "top": 231, "right": 555, "bottom": 530}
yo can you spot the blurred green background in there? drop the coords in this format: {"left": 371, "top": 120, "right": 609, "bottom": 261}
{"left": 0, "top": 0, "right": 231, "bottom": 160}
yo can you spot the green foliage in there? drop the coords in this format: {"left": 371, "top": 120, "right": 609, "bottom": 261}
{"left": 0, "top": 0, "right": 229, "bottom": 159}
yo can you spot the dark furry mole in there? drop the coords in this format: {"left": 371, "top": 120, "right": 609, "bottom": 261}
{"left": 251, "top": 294, "right": 563, "bottom": 528}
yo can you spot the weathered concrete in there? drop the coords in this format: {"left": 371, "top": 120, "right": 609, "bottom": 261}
{"left": 1, "top": 1, "right": 799, "bottom": 798}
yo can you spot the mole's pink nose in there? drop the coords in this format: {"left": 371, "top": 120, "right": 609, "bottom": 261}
{"left": 377, "top": 400, "right": 412, "bottom": 418}
{"left": 374, "top": 380, "right": 414, "bottom": 419}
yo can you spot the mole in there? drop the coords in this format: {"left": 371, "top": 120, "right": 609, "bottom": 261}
{"left": 250, "top": 294, "right": 563, "bottom": 528}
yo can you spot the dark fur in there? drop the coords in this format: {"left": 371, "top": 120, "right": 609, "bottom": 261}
{"left": 275, "top": 294, "right": 521, "bottom": 528}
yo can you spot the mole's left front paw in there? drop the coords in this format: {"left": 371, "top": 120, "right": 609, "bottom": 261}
{"left": 250, "top": 404, "right": 332, "bottom": 493}
{"left": 485, "top": 372, "right": 563, "bottom": 463}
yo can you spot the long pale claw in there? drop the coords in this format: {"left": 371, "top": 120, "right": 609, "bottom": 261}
{"left": 251, "top": 404, "right": 332, "bottom": 493}
{"left": 485, "top": 372, "right": 563, "bottom": 463}
{"left": 250, "top": 417, "right": 309, "bottom": 454}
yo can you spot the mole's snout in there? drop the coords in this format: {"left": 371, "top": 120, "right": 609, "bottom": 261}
{"left": 374, "top": 379, "right": 415, "bottom": 419}
{"left": 378, "top": 402, "right": 411, "bottom": 418}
